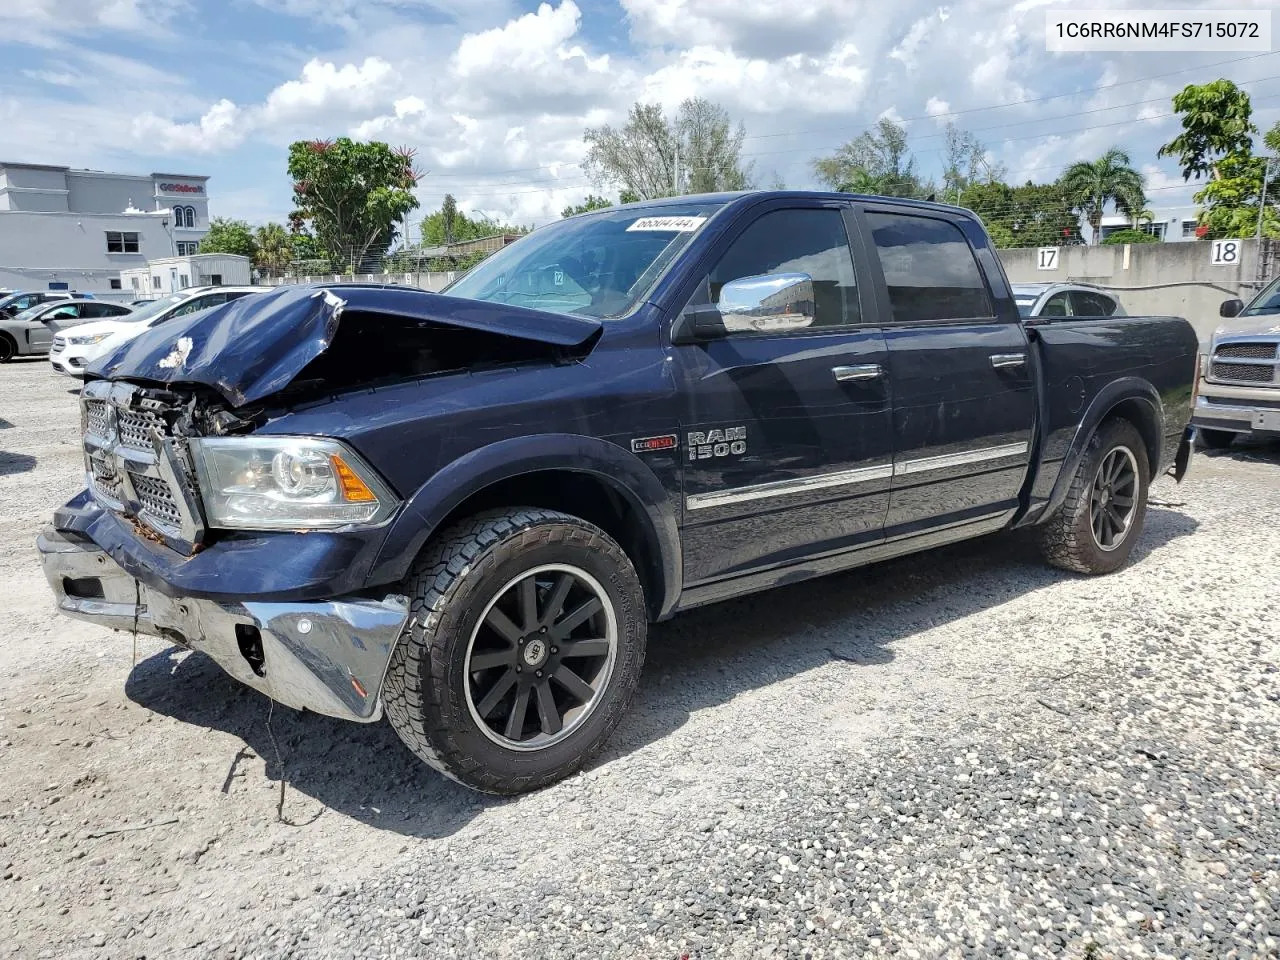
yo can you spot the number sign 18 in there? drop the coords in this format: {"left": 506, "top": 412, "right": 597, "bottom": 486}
{"left": 1211, "top": 239, "right": 1241, "bottom": 265}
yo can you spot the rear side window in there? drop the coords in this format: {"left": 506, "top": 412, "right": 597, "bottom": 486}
{"left": 1070, "top": 291, "right": 1117, "bottom": 317}
{"left": 708, "top": 208, "right": 860, "bottom": 329}
{"left": 865, "top": 212, "right": 992, "bottom": 323}
{"left": 1042, "top": 292, "right": 1070, "bottom": 317}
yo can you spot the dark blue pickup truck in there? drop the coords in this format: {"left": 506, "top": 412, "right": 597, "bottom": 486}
{"left": 38, "top": 192, "right": 1197, "bottom": 794}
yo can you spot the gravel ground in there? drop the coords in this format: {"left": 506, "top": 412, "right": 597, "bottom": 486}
{"left": 1, "top": 358, "right": 1277, "bottom": 960}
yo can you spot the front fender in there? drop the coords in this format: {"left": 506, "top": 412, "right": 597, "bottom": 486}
{"left": 365, "top": 434, "right": 683, "bottom": 619}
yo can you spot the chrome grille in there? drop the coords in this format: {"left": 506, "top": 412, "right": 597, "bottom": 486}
{"left": 85, "top": 399, "right": 111, "bottom": 438}
{"left": 1210, "top": 360, "right": 1277, "bottom": 384}
{"left": 118, "top": 409, "right": 162, "bottom": 452}
{"left": 80, "top": 381, "right": 204, "bottom": 551}
{"left": 129, "top": 472, "right": 183, "bottom": 531}
{"left": 1216, "top": 342, "right": 1276, "bottom": 360}
{"left": 51, "top": 336, "right": 66, "bottom": 353}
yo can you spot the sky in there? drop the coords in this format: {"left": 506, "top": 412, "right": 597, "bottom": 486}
{"left": 2, "top": 0, "right": 1278, "bottom": 239}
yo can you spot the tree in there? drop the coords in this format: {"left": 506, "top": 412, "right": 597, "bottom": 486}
{"left": 1059, "top": 148, "right": 1145, "bottom": 245}
{"left": 583, "top": 98, "right": 753, "bottom": 201}
{"left": 420, "top": 203, "right": 525, "bottom": 246}
{"left": 1193, "top": 151, "right": 1280, "bottom": 239}
{"left": 199, "top": 217, "right": 257, "bottom": 258}
{"left": 1102, "top": 228, "right": 1160, "bottom": 245}
{"left": 1157, "top": 79, "right": 1257, "bottom": 181}
{"left": 253, "top": 222, "right": 293, "bottom": 278}
{"left": 287, "top": 137, "right": 422, "bottom": 271}
{"left": 959, "top": 180, "right": 1082, "bottom": 248}
{"left": 441, "top": 193, "right": 459, "bottom": 244}
{"left": 942, "top": 123, "right": 1006, "bottom": 202}
{"left": 561, "top": 195, "right": 614, "bottom": 218}
{"left": 813, "top": 119, "right": 933, "bottom": 199}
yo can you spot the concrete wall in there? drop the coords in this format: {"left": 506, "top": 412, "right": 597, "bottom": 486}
{"left": 268, "top": 272, "right": 456, "bottom": 292}
{"left": 999, "top": 239, "right": 1264, "bottom": 338}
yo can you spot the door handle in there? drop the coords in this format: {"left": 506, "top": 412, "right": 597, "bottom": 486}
{"left": 990, "top": 353, "right": 1027, "bottom": 369}
{"left": 832, "top": 364, "right": 883, "bottom": 382}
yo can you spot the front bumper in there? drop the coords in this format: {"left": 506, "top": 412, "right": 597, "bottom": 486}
{"left": 38, "top": 526, "right": 410, "bottom": 722}
{"left": 1191, "top": 394, "right": 1280, "bottom": 437}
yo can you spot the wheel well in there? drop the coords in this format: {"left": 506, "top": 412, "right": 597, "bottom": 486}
{"left": 0, "top": 331, "right": 15, "bottom": 348}
{"left": 1103, "top": 397, "right": 1161, "bottom": 472}
{"left": 432, "top": 470, "right": 664, "bottom": 619}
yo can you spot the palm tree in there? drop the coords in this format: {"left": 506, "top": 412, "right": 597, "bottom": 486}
{"left": 254, "top": 223, "right": 293, "bottom": 279}
{"left": 1059, "top": 148, "right": 1146, "bottom": 245}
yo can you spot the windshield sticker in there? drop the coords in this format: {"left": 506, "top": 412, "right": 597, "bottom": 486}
{"left": 626, "top": 216, "right": 707, "bottom": 233}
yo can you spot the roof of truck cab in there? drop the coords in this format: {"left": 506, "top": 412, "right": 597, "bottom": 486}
{"left": 617, "top": 190, "right": 975, "bottom": 217}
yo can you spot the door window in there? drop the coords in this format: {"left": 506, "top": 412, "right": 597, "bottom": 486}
{"left": 44, "top": 305, "right": 80, "bottom": 320}
{"left": 1041, "top": 292, "right": 1071, "bottom": 317}
{"left": 865, "top": 212, "right": 992, "bottom": 323}
{"left": 1069, "top": 291, "right": 1117, "bottom": 316}
{"left": 707, "top": 208, "right": 860, "bottom": 329}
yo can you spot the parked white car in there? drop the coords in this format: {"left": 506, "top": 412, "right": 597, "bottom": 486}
{"left": 50, "top": 286, "right": 270, "bottom": 377}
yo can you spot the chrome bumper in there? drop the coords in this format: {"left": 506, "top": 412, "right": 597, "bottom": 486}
{"left": 1191, "top": 397, "right": 1280, "bottom": 435}
{"left": 37, "top": 526, "right": 410, "bottom": 723}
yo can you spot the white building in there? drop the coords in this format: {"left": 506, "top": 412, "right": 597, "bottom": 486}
{"left": 0, "top": 162, "right": 210, "bottom": 300}
{"left": 1092, "top": 205, "right": 1202, "bottom": 244}
{"left": 120, "top": 254, "right": 251, "bottom": 297}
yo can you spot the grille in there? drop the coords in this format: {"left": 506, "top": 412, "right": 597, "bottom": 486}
{"left": 1210, "top": 361, "right": 1276, "bottom": 384}
{"left": 129, "top": 472, "right": 183, "bottom": 530}
{"left": 51, "top": 336, "right": 65, "bottom": 353}
{"left": 88, "top": 453, "right": 124, "bottom": 504}
{"left": 118, "top": 409, "right": 162, "bottom": 451}
{"left": 1216, "top": 342, "right": 1277, "bottom": 360}
{"left": 85, "top": 399, "right": 110, "bottom": 437}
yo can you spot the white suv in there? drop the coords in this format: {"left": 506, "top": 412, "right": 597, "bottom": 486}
{"left": 50, "top": 286, "right": 271, "bottom": 377}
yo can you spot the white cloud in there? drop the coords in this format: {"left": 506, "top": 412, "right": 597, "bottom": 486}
{"left": 925, "top": 96, "right": 951, "bottom": 118}
{"left": 622, "top": 0, "right": 862, "bottom": 58}
{"left": 6, "top": 0, "right": 188, "bottom": 37}
{"left": 134, "top": 99, "right": 245, "bottom": 153}
{"left": 261, "top": 57, "right": 398, "bottom": 125}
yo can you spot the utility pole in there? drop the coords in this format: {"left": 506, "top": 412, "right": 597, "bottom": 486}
{"left": 1256, "top": 156, "right": 1276, "bottom": 239}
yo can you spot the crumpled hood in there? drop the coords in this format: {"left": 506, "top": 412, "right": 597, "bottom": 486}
{"left": 89, "top": 284, "right": 604, "bottom": 407}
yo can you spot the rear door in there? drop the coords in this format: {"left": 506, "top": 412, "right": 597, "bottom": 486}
{"left": 856, "top": 206, "right": 1036, "bottom": 536}
{"left": 673, "top": 201, "right": 893, "bottom": 584}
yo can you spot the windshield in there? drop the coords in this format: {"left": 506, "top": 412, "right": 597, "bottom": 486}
{"left": 112, "top": 293, "right": 185, "bottom": 323}
{"left": 13, "top": 304, "right": 55, "bottom": 322}
{"left": 445, "top": 202, "right": 726, "bottom": 318}
{"left": 1243, "top": 275, "right": 1280, "bottom": 316}
{"left": 1014, "top": 297, "right": 1037, "bottom": 317}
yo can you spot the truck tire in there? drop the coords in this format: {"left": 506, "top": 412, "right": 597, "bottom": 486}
{"left": 0, "top": 334, "right": 15, "bottom": 363}
{"left": 383, "top": 507, "right": 647, "bottom": 794}
{"left": 1197, "top": 428, "right": 1235, "bottom": 450}
{"left": 1037, "top": 418, "right": 1150, "bottom": 575}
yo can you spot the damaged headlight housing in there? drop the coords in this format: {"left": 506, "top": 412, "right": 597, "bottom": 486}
{"left": 189, "top": 437, "right": 399, "bottom": 530}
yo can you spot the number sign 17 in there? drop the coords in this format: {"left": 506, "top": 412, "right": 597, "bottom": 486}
{"left": 1036, "top": 247, "right": 1060, "bottom": 270}
{"left": 1211, "top": 240, "right": 1241, "bottom": 266}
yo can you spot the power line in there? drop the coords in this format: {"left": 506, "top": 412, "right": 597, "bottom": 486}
{"left": 417, "top": 51, "right": 1280, "bottom": 183}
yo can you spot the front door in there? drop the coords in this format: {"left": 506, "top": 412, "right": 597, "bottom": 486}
{"left": 857, "top": 207, "right": 1036, "bottom": 535}
{"left": 30, "top": 304, "right": 81, "bottom": 350}
{"left": 673, "top": 203, "right": 894, "bottom": 585}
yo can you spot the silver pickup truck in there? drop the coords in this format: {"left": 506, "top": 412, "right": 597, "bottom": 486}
{"left": 1192, "top": 277, "right": 1280, "bottom": 448}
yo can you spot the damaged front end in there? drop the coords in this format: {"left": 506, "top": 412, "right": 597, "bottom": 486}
{"left": 40, "top": 284, "right": 603, "bottom": 721}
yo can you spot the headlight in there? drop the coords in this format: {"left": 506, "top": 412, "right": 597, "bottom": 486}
{"left": 68, "top": 333, "right": 113, "bottom": 345}
{"left": 189, "top": 437, "right": 398, "bottom": 530}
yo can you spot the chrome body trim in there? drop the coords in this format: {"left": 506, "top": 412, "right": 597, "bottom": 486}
{"left": 685, "top": 442, "right": 1031, "bottom": 510}
{"left": 686, "top": 463, "right": 893, "bottom": 510}
{"left": 893, "top": 442, "right": 1029, "bottom": 477}
{"left": 989, "top": 353, "right": 1027, "bottom": 369}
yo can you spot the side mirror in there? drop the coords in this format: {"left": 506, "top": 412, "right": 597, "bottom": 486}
{"left": 1219, "top": 298, "right": 1244, "bottom": 318}
{"left": 717, "top": 273, "right": 815, "bottom": 333}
